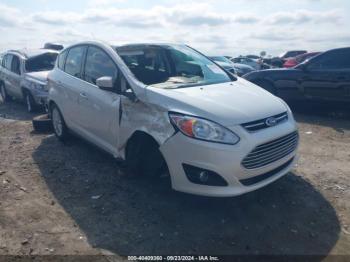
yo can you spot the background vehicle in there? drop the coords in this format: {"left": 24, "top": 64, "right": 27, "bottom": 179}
{"left": 0, "top": 49, "right": 59, "bottom": 112}
{"left": 44, "top": 42, "right": 64, "bottom": 51}
{"left": 243, "top": 47, "right": 350, "bottom": 102}
{"left": 283, "top": 52, "right": 321, "bottom": 68}
{"left": 232, "top": 56, "right": 271, "bottom": 70}
{"left": 48, "top": 41, "right": 298, "bottom": 197}
{"left": 210, "top": 56, "right": 255, "bottom": 76}
{"left": 263, "top": 51, "right": 308, "bottom": 68}
{"left": 232, "top": 56, "right": 261, "bottom": 70}
{"left": 280, "top": 50, "right": 307, "bottom": 60}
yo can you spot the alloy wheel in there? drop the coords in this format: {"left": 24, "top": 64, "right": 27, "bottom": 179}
{"left": 52, "top": 108, "right": 63, "bottom": 137}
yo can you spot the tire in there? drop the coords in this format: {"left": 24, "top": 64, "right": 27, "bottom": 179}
{"left": 23, "top": 90, "right": 37, "bottom": 112}
{"left": 126, "top": 135, "right": 166, "bottom": 178}
{"left": 32, "top": 114, "right": 53, "bottom": 133}
{"left": 254, "top": 80, "right": 276, "bottom": 95}
{"left": 51, "top": 104, "right": 69, "bottom": 141}
{"left": 0, "top": 83, "right": 10, "bottom": 102}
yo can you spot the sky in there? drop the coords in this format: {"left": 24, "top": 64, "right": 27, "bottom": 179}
{"left": 0, "top": 0, "right": 349, "bottom": 57}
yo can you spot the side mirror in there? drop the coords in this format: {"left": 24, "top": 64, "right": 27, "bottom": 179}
{"left": 96, "top": 76, "right": 114, "bottom": 91}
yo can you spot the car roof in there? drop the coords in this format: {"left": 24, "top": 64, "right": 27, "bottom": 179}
{"left": 113, "top": 43, "right": 185, "bottom": 50}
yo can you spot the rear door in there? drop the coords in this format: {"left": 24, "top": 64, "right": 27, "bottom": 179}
{"left": 8, "top": 55, "right": 22, "bottom": 98}
{"left": 60, "top": 45, "right": 87, "bottom": 130}
{"left": 79, "top": 45, "right": 120, "bottom": 154}
{"left": 302, "top": 50, "right": 350, "bottom": 101}
{"left": 2, "top": 54, "right": 15, "bottom": 96}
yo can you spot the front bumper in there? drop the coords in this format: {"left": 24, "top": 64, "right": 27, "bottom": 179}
{"left": 31, "top": 89, "right": 48, "bottom": 106}
{"left": 160, "top": 119, "right": 298, "bottom": 197}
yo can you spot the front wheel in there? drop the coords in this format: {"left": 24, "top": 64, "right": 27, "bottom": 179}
{"left": 0, "top": 83, "right": 10, "bottom": 102}
{"left": 126, "top": 135, "right": 167, "bottom": 178}
{"left": 24, "top": 91, "right": 36, "bottom": 112}
{"left": 51, "top": 104, "right": 69, "bottom": 141}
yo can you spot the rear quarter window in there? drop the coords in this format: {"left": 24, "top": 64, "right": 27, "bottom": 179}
{"left": 57, "top": 50, "right": 68, "bottom": 70}
{"left": 64, "top": 46, "right": 86, "bottom": 78}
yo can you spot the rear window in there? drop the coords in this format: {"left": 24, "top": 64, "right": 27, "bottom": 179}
{"left": 25, "top": 53, "right": 58, "bottom": 72}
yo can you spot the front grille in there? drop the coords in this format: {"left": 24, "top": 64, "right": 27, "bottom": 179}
{"left": 242, "top": 112, "right": 288, "bottom": 132}
{"left": 242, "top": 131, "right": 298, "bottom": 169}
{"left": 240, "top": 158, "right": 294, "bottom": 186}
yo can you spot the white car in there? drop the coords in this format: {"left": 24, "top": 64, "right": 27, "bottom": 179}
{"left": 48, "top": 41, "right": 298, "bottom": 197}
{"left": 0, "top": 49, "right": 59, "bottom": 111}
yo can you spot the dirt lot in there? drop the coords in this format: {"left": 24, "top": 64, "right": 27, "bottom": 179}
{"left": 0, "top": 100, "right": 349, "bottom": 260}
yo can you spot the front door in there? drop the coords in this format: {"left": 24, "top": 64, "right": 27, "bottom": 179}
{"left": 78, "top": 45, "right": 121, "bottom": 154}
{"left": 301, "top": 49, "right": 350, "bottom": 102}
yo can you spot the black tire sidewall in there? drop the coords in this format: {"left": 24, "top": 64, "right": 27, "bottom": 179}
{"left": 126, "top": 137, "right": 165, "bottom": 178}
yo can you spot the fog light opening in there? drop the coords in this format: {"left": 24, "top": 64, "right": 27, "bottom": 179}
{"left": 199, "top": 171, "right": 209, "bottom": 183}
{"left": 182, "top": 164, "right": 228, "bottom": 187}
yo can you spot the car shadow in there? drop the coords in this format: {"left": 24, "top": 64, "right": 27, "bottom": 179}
{"left": 288, "top": 101, "right": 350, "bottom": 131}
{"left": 0, "top": 100, "right": 43, "bottom": 121}
{"left": 31, "top": 135, "right": 341, "bottom": 257}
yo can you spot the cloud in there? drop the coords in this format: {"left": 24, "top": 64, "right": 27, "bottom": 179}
{"left": 266, "top": 9, "right": 343, "bottom": 25}
{"left": 250, "top": 30, "right": 300, "bottom": 42}
{"left": 31, "top": 12, "right": 80, "bottom": 26}
{"left": 0, "top": 4, "right": 22, "bottom": 27}
{"left": 0, "top": 1, "right": 349, "bottom": 56}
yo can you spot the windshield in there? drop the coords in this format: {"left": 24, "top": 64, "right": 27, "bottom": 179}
{"left": 25, "top": 53, "right": 58, "bottom": 72}
{"left": 116, "top": 45, "right": 232, "bottom": 89}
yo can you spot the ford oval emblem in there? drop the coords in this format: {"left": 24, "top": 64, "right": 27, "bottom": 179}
{"left": 265, "top": 117, "right": 278, "bottom": 127}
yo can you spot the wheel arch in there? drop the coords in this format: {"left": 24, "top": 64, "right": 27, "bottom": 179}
{"left": 126, "top": 130, "right": 161, "bottom": 155}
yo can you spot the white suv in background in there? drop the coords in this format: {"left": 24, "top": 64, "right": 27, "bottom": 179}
{"left": 0, "top": 49, "right": 58, "bottom": 112}
{"left": 48, "top": 41, "right": 298, "bottom": 197}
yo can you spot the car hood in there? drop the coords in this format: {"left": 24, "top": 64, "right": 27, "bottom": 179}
{"left": 146, "top": 78, "right": 287, "bottom": 126}
{"left": 25, "top": 71, "right": 50, "bottom": 83}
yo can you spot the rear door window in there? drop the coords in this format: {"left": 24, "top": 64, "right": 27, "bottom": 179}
{"left": 64, "top": 46, "right": 86, "bottom": 78}
{"left": 57, "top": 50, "right": 68, "bottom": 70}
{"left": 4, "top": 55, "right": 13, "bottom": 70}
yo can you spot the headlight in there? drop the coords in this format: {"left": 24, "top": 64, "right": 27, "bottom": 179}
{"left": 169, "top": 113, "right": 240, "bottom": 145}
{"left": 30, "top": 82, "right": 47, "bottom": 91}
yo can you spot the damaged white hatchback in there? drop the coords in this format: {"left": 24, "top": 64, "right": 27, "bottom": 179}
{"left": 48, "top": 41, "right": 298, "bottom": 197}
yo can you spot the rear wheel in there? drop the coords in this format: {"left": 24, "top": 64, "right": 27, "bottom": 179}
{"left": 51, "top": 104, "right": 69, "bottom": 141}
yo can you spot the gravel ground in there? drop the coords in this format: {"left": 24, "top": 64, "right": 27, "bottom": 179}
{"left": 0, "top": 100, "right": 349, "bottom": 260}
